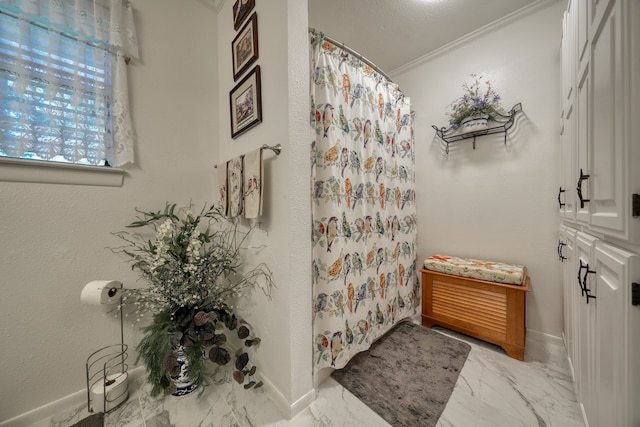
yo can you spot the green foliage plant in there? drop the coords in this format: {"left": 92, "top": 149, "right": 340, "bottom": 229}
{"left": 112, "top": 203, "right": 273, "bottom": 397}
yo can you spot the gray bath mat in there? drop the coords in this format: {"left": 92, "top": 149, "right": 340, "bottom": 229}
{"left": 70, "top": 412, "right": 103, "bottom": 427}
{"left": 331, "top": 321, "right": 471, "bottom": 427}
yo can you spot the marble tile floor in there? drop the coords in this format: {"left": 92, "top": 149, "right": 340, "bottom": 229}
{"left": 37, "top": 326, "right": 584, "bottom": 427}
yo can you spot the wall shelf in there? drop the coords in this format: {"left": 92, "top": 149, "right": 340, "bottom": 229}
{"left": 432, "top": 103, "right": 523, "bottom": 154}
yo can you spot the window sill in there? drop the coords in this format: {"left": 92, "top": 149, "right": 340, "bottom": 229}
{"left": 0, "top": 157, "right": 124, "bottom": 187}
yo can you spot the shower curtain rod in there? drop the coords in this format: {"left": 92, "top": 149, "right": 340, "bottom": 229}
{"left": 309, "top": 27, "right": 394, "bottom": 84}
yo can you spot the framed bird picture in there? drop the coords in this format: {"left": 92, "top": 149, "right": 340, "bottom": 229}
{"left": 233, "top": 0, "right": 255, "bottom": 31}
{"left": 230, "top": 65, "right": 262, "bottom": 138}
{"left": 232, "top": 13, "right": 258, "bottom": 81}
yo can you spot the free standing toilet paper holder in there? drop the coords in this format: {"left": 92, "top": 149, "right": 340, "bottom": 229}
{"left": 83, "top": 281, "right": 129, "bottom": 414}
{"left": 85, "top": 344, "right": 129, "bottom": 413}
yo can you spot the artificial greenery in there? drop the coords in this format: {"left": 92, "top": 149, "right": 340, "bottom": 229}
{"left": 113, "top": 202, "right": 273, "bottom": 397}
{"left": 446, "top": 74, "right": 505, "bottom": 129}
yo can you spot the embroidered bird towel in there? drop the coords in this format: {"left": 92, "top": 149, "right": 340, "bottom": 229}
{"left": 243, "top": 148, "right": 263, "bottom": 219}
{"left": 217, "top": 161, "right": 229, "bottom": 216}
{"left": 228, "top": 156, "right": 244, "bottom": 217}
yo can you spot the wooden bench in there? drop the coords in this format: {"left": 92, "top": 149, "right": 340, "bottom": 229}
{"left": 421, "top": 256, "right": 530, "bottom": 361}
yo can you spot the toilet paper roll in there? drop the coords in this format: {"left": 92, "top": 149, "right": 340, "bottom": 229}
{"left": 81, "top": 280, "right": 122, "bottom": 305}
{"left": 90, "top": 372, "right": 128, "bottom": 412}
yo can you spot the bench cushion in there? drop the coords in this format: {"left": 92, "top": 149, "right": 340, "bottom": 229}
{"left": 424, "top": 255, "right": 525, "bottom": 285}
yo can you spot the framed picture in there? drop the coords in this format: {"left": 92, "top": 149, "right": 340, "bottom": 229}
{"left": 230, "top": 65, "right": 262, "bottom": 139}
{"left": 232, "top": 13, "right": 258, "bottom": 81}
{"left": 233, "top": 0, "right": 255, "bottom": 31}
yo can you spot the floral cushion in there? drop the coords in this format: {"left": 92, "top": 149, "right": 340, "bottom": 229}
{"left": 424, "top": 255, "right": 525, "bottom": 285}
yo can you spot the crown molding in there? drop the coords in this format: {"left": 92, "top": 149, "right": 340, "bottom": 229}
{"left": 390, "top": 0, "right": 561, "bottom": 77}
{"left": 197, "top": 0, "right": 225, "bottom": 13}
{"left": 212, "top": 0, "right": 225, "bottom": 12}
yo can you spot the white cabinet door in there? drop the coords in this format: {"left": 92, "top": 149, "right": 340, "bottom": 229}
{"left": 577, "top": 0, "right": 589, "bottom": 68}
{"left": 575, "top": 232, "right": 599, "bottom": 426}
{"left": 630, "top": 263, "right": 640, "bottom": 427}
{"left": 575, "top": 63, "right": 590, "bottom": 224}
{"left": 593, "top": 242, "right": 639, "bottom": 427}
{"left": 559, "top": 3, "right": 577, "bottom": 221}
{"left": 560, "top": 225, "right": 578, "bottom": 380}
{"left": 560, "top": 103, "right": 576, "bottom": 221}
{"left": 562, "top": 2, "right": 576, "bottom": 112}
{"left": 590, "top": 0, "right": 615, "bottom": 33}
{"left": 589, "top": 0, "right": 625, "bottom": 235}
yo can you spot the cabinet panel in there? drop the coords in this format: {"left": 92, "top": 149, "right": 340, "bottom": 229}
{"left": 593, "top": 253, "right": 620, "bottom": 426}
{"left": 575, "top": 232, "right": 599, "bottom": 425}
{"left": 563, "top": 2, "right": 575, "bottom": 109}
{"left": 560, "top": 104, "right": 576, "bottom": 220}
{"left": 559, "top": 0, "right": 577, "bottom": 222}
{"left": 560, "top": 225, "right": 578, "bottom": 379}
{"left": 593, "top": 242, "right": 639, "bottom": 427}
{"left": 590, "top": 0, "right": 615, "bottom": 34}
{"left": 589, "top": 2, "right": 625, "bottom": 234}
{"left": 577, "top": 0, "right": 589, "bottom": 65}
{"left": 576, "top": 65, "right": 590, "bottom": 224}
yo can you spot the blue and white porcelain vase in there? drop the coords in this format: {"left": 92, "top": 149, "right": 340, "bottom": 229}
{"left": 170, "top": 346, "right": 199, "bottom": 397}
{"left": 460, "top": 114, "right": 489, "bottom": 134}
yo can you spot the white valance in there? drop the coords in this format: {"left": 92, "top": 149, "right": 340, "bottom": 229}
{"left": 0, "top": 0, "right": 139, "bottom": 166}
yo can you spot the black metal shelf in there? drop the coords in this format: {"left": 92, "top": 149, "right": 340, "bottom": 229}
{"left": 432, "top": 103, "right": 523, "bottom": 154}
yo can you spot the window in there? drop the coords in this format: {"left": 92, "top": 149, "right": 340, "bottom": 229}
{"left": 0, "top": 0, "right": 138, "bottom": 169}
{"left": 0, "top": 12, "right": 112, "bottom": 166}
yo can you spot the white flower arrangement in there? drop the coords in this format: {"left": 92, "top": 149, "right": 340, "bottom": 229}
{"left": 112, "top": 202, "right": 273, "bottom": 396}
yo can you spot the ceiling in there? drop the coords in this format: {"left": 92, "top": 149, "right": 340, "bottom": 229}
{"left": 308, "top": 0, "right": 539, "bottom": 73}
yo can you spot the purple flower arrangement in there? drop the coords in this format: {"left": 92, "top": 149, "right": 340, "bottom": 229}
{"left": 447, "top": 74, "right": 505, "bottom": 129}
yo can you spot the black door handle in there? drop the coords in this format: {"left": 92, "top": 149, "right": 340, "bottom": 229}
{"left": 558, "top": 241, "right": 567, "bottom": 262}
{"left": 558, "top": 187, "right": 566, "bottom": 209}
{"left": 577, "top": 169, "right": 590, "bottom": 209}
{"left": 580, "top": 261, "right": 596, "bottom": 303}
{"left": 577, "top": 260, "right": 587, "bottom": 296}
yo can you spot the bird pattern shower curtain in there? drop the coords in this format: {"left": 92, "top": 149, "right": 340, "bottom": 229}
{"left": 310, "top": 31, "right": 418, "bottom": 371}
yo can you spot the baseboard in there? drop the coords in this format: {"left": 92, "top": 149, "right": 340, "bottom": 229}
{"left": 259, "top": 373, "right": 316, "bottom": 420}
{"left": 0, "top": 366, "right": 145, "bottom": 427}
{"left": 526, "top": 328, "right": 564, "bottom": 345}
{"left": 313, "top": 367, "right": 333, "bottom": 388}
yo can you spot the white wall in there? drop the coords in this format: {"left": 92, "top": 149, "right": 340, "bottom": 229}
{"left": 216, "top": 0, "right": 313, "bottom": 415}
{"left": 393, "top": 1, "right": 565, "bottom": 337}
{"left": 0, "top": 0, "right": 218, "bottom": 421}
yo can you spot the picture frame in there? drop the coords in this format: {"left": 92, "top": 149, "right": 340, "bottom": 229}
{"left": 232, "top": 13, "right": 258, "bottom": 81}
{"left": 233, "top": 0, "right": 255, "bottom": 31}
{"left": 230, "top": 65, "right": 262, "bottom": 139}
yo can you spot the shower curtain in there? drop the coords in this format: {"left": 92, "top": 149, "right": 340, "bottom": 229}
{"left": 310, "top": 31, "right": 418, "bottom": 371}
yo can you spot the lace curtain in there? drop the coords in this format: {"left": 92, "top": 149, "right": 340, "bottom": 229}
{"left": 0, "top": 0, "right": 139, "bottom": 166}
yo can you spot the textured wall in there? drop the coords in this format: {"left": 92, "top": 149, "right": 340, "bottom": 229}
{"left": 0, "top": 0, "right": 218, "bottom": 421}
{"left": 394, "top": 2, "right": 565, "bottom": 337}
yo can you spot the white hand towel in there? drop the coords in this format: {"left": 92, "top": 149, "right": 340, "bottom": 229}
{"left": 228, "top": 156, "right": 244, "bottom": 217}
{"left": 243, "top": 148, "right": 263, "bottom": 219}
{"left": 217, "top": 162, "right": 229, "bottom": 216}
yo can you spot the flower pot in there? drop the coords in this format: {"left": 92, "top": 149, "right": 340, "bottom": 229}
{"left": 170, "top": 346, "right": 199, "bottom": 397}
{"left": 460, "top": 114, "right": 489, "bottom": 134}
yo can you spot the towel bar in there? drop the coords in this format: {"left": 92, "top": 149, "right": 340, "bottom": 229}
{"left": 214, "top": 144, "right": 282, "bottom": 168}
